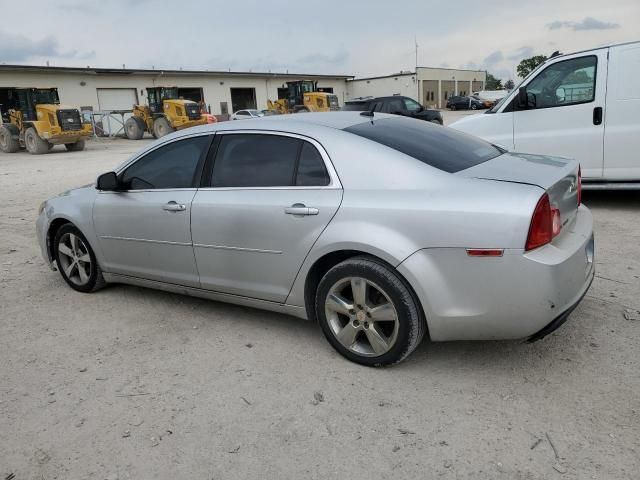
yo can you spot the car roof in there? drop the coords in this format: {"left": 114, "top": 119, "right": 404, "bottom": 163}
{"left": 165, "top": 112, "right": 396, "bottom": 138}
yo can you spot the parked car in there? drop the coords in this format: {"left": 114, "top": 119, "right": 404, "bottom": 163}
{"left": 472, "top": 90, "right": 508, "bottom": 105}
{"left": 446, "top": 95, "right": 487, "bottom": 110}
{"left": 343, "top": 96, "right": 443, "bottom": 124}
{"left": 231, "top": 109, "right": 264, "bottom": 120}
{"left": 451, "top": 41, "right": 640, "bottom": 187}
{"left": 37, "top": 112, "right": 593, "bottom": 367}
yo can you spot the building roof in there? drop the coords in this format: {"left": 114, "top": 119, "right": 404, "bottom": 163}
{"left": 0, "top": 64, "right": 354, "bottom": 80}
{"left": 349, "top": 66, "right": 486, "bottom": 82}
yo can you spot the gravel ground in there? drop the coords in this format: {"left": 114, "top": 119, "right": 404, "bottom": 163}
{"left": 1, "top": 130, "right": 639, "bottom": 480}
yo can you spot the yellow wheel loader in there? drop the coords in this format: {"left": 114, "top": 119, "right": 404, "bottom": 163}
{"left": 266, "top": 80, "right": 340, "bottom": 114}
{"left": 0, "top": 88, "right": 91, "bottom": 155}
{"left": 124, "top": 86, "right": 208, "bottom": 140}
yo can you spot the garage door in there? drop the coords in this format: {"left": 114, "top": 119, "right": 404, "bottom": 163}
{"left": 96, "top": 88, "right": 138, "bottom": 136}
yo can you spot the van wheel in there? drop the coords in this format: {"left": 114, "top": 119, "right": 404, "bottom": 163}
{"left": 125, "top": 116, "right": 145, "bottom": 140}
{"left": 65, "top": 140, "right": 85, "bottom": 152}
{"left": 24, "top": 128, "right": 50, "bottom": 155}
{"left": 152, "top": 117, "right": 174, "bottom": 138}
{"left": 316, "top": 256, "right": 426, "bottom": 367}
{"left": 0, "top": 125, "right": 20, "bottom": 153}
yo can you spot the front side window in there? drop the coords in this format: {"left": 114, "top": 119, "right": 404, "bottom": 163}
{"left": 382, "top": 98, "right": 404, "bottom": 113}
{"left": 524, "top": 55, "right": 596, "bottom": 109}
{"left": 403, "top": 98, "right": 422, "bottom": 112}
{"left": 211, "top": 134, "right": 330, "bottom": 188}
{"left": 121, "top": 135, "right": 210, "bottom": 190}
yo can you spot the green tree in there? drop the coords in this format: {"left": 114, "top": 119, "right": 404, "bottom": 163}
{"left": 504, "top": 79, "right": 515, "bottom": 90}
{"left": 517, "top": 55, "right": 547, "bottom": 78}
{"left": 485, "top": 72, "right": 503, "bottom": 90}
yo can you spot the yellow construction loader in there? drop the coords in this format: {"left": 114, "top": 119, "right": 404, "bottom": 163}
{"left": 266, "top": 80, "right": 340, "bottom": 114}
{"left": 0, "top": 88, "right": 92, "bottom": 154}
{"left": 124, "top": 86, "right": 208, "bottom": 140}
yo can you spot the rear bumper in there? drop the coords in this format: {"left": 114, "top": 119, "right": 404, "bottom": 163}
{"left": 398, "top": 205, "right": 595, "bottom": 341}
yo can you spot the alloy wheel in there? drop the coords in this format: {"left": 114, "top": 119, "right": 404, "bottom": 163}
{"left": 324, "top": 277, "right": 399, "bottom": 357}
{"left": 57, "top": 232, "right": 92, "bottom": 286}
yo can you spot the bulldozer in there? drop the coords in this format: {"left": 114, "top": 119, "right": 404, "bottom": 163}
{"left": 124, "top": 86, "right": 208, "bottom": 140}
{"left": 266, "top": 80, "right": 340, "bottom": 114}
{"left": 0, "top": 88, "right": 92, "bottom": 154}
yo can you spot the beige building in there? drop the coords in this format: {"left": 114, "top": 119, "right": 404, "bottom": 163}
{"left": 346, "top": 67, "right": 486, "bottom": 109}
{"left": 0, "top": 64, "right": 352, "bottom": 127}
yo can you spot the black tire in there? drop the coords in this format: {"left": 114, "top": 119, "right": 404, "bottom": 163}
{"left": 65, "top": 140, "right": 85, "bottom": 152}
{"left": 294, "top": 107, "right": 310, "bottom": 113}
{"left": 24, "top": 127, "right": 50, "bottom": 155}
{"left": 0, "top": 125, "right": 20, "bottom": 153}
{"left": 315, "top": 256, "right": 426, "bottom": 367}
{"left": 125, "top": 116, "right": 145, "bottom": 140}
{"left": 430, "top": 119, "right": 442, "bottom": 125}
{"left": 152, "top": 116, "right": 174, "bottom": 138}
{"left": 54, "top": 224, "right": 105, "bottom": 293}
{"left": 450, "top": 105, "right": 456, "bottom": 111}
{"left": 471, "top": 104, "right": 478, "bottom": 110}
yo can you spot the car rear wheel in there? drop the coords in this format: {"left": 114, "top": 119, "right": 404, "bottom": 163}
{"left": 316, "top": 256, "right": 425, "bottom": 367}
{"left": 450, "top": 105, "right": 456, "bottom": 111}
{"left": 471, "top": 104, "right": 478, "bottom": 110}
{"left": 54, "top": 224, "right": 105, "bottom": 293}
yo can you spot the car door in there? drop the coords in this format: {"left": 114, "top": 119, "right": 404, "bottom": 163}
{"left": 402, "top": 97, "right": 423, "bottom": 118}
{"left": 512, "top": 50, "right": 607, "bottom": 179}
{"left": 93, "top": 134, "right": 212, "bottom": 287}
{"left": 191, "top": 132, "right": 343, "bottom": 302}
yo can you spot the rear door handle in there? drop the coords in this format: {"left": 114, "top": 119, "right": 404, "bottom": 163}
{"left": 284, "top": 203, "right": 319, "bottom": 216}
{"left": 593, "top": 106, "right": 603, "bottom": 125}
{"left": 163, "top": 201, "right": 186, "bottom": 212}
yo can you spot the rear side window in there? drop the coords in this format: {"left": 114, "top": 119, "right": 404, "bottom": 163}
{"left": 121, "top": 135, "right": 210, "bottom": 190}
{"left": 211, "top": 134, "right": 330, "bottom": 187}
{"left": 344, "top": 117, "right": 503, "bottom": 173}
{"left": 296, "top": 142, "right": 330, "bottom": 186}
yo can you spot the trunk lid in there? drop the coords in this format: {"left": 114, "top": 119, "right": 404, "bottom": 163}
{"left": 458, "top": 152, "right": 581, "bottom": 229}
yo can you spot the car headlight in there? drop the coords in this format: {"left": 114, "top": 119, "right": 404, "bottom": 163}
{"left": 38, "top": 201, "right": 46, "bottom": 215}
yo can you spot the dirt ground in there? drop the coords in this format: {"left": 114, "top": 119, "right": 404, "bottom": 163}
{"left": 1, "top": 126, "right": 639, "bottom": 479}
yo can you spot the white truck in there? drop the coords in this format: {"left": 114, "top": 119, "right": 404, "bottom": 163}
{"left": 451, "top": 41, "right": 640, "bottom": 188}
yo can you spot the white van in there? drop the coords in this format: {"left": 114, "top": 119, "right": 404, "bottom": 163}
{"left": 451, "top": 41, "right": 640, "bottom": 187}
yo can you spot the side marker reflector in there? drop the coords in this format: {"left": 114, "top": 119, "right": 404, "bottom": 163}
{"left": 466, "top": 249, "right": 504, "bottom": 257}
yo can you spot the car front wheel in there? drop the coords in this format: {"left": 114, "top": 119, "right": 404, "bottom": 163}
{"left": 316, "top": 256, "right": 426, "bottom": 367}
{"left": 54, "top": 224, "right": 105, "bottom": 293}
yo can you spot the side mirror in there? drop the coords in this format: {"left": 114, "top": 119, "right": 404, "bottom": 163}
{"left": 97, "top": 171, "right": 119, "bottom": 191}
{"left": 517, "top": 87, "right": 528, "bottom": 108}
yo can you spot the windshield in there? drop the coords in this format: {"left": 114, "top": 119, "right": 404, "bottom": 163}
{"left": 32, "top": 89, "right": 60, "bottom": 105}
{"left": 344, "top": 116, "right": 503, "bottom": 173}
{"left": 160, "top": 87, "right": 179, "bottom": 100}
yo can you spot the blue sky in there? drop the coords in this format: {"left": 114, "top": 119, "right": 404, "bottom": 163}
{"left": 0, "top": 0, "right": 637, "bottom": 80}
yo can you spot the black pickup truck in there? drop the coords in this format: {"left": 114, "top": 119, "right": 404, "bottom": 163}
{"left": 343, "top": 96, "right": 443, "bottom": 125}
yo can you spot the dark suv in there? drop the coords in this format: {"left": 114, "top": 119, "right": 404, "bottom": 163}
{"left": 343, "top": 96, "right": 443, "bottom": 125}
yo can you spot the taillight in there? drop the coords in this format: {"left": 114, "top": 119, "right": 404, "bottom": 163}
{"left": 526, "top": 193, "right": 553, "bottom": 251}
{"left": 577, "top": 165, "right": 582, "bottom": 205}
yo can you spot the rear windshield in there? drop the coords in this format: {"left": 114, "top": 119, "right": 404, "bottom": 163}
{"left": 343, "top": 116, "right": 503, "bottom": 173}
{"left": 342, "top": 101, "right": 370, "bottom": 111}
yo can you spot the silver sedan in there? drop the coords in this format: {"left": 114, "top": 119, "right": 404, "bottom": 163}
{"left": 36, "top": 112, "right": 594, "bottom": 366}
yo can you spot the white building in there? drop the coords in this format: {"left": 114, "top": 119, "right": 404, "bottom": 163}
{"left": 346, "top": 67, "right": 487, "bottom": 109}
{"left": 0, "top": 64, "right": 352, "bottom": 121}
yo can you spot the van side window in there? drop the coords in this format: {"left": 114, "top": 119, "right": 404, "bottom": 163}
{"left": 524, "top": 56, "right": 597, "bottom": 109}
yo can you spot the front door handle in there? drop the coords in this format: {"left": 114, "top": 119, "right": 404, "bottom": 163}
{"left": 284, "top": 203, "right": 319, "bottom": 216}
{"left": 593, "top": 106, "right": 603, "bottom": 125}
{"left": 163, "top": 201, "right": 186, "bottom": 212}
